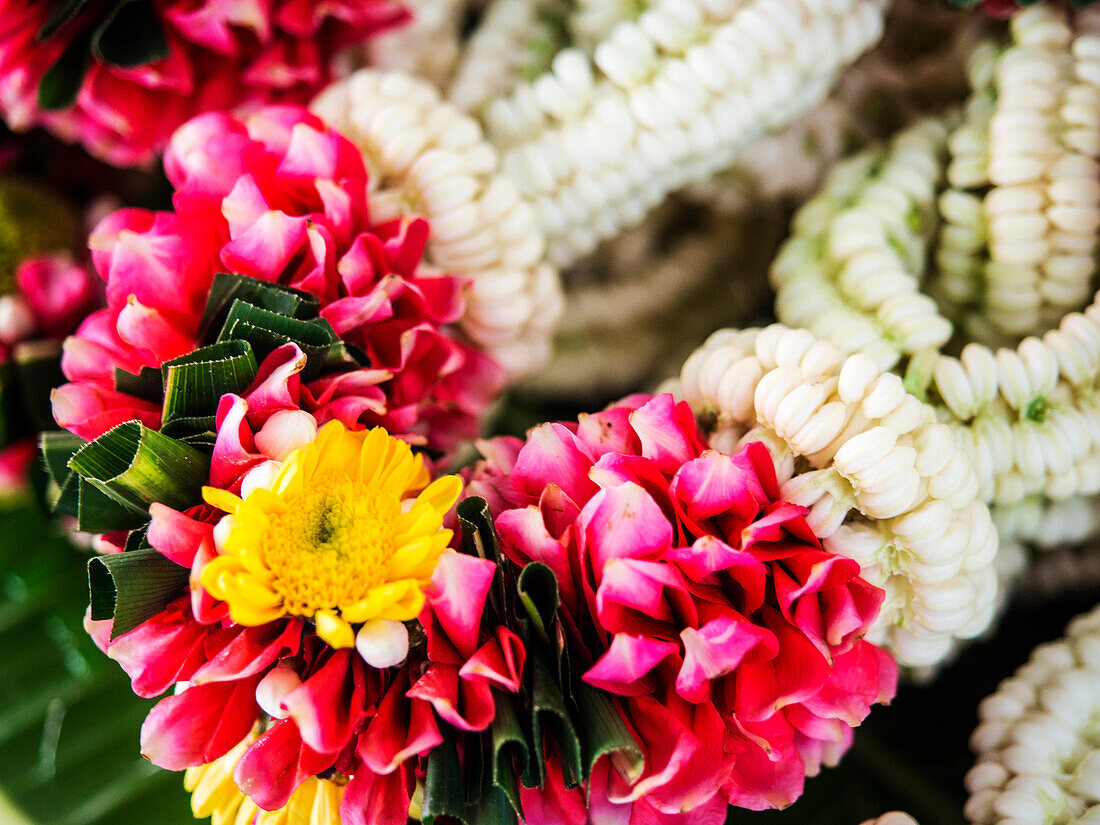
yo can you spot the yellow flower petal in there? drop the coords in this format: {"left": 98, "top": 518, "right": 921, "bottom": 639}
{"left": 315, "top": 609, "right": 355, "bottom": 648}
{"left": 415, "top": 475, "right": 462, "bottom": 514}
{"left": 203, "top": 486, "right": 243, "bottom": 515}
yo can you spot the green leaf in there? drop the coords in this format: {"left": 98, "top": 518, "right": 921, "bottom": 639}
{"left": 161, "top": 340, "right": 257, "bottom": 434}
{"left": 67, "top": 421, "right": 210, "bottom": 530}
{"left": 88, "top": 549, "right": 188, "bottom": 639}
{"left": 12, "top": 342, "right": 65, "bottom": 433}
{"left": 490, "top": 696, "right": 529, "bottom": 815}
{"left": 113, "top": 367, "right": 164, "bottom": 405}
{"left": 76, "top": 478, "right": 146, "bottom": 534}
{"left": 573, "top": 681, "right": 644, "bottom": 788}
{"left": 40, "top": 432, "right": 85, "bottom": 489}
{"left": 469, "top": 787, "right": 519, "bottom": 825}
{"left": 37, "top": 36, "right": 89, "bottom": 110}
{"left": 47, "top": 473, "right": 80, "bottom": 520}
{"left": 422, "top": 723, "right": 469, "bottom": 825}
{"left": 37, "top": 0, "right": 93, "bottom": 40}
{"left": 516, "top": 563, "right": 558, "bottom": 647}
{"left": 523, "top": 653, "right": 582, "bottom": 790}
{"left": 457, "top": 496, "right": 514, "bottom": 624}
{"left": 216, "top": 300, "right": 336, "bottom": 377}
{"left": 90, "top": 0, "right": 169, "bottom": 68}
{"left": 200, "top": 273, "right": 321, "bottom": 339}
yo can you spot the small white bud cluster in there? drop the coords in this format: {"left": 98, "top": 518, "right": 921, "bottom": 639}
{"left": 312, "top": 70, "right": 564, "bottom": 379}
{"left": 673, "top": 323, "right": 999, "bottom": 667}
{"left": 860, "top": 814, "right": 919, "bottom": 825}
{"left": 367, "top": 0, "right": 467, "bottom": 88}
{"left": 966, "top": 603, "right": 1100, "bottom": 825}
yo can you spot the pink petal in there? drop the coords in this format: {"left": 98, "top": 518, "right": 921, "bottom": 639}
{"left": 676, "top": 612, "right": 776, "bottom": 703}
{"left": 583, "top": 634, "right": 679, "bottom": 696}
{"left": 358, "top": 675, "right": 442, "bottom": 775}
{"left": 627, "top": 394, "right": 707, "bottom": 475}
{"left": 511, "top": 422, "right": 598, "bottom": 507}
{"left": 424, "top": 551, "right": 496, "bottom": 661}
{"left": 281, "top": 649, "right": 367, "bottom": 755}
{"left": 458, "top": 626, "right": 526, "bottom": 692}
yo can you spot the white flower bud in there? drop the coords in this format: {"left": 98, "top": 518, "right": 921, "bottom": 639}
{"left": 356, "top": 619, "right": 410, "bottom": 669}
{"left": 256, "top": 663, "right": 301, "bottom": 720}
{"left": 241, "top": 461, "right": 282, "bottom": 499}
{"left": 255, "top": 411, "right": 318, "bottom": 461}
{"left": 0, "top": 295, "right": 35, "bottom": 345}
{"left": 212, "top": 515, "right": 237, "bottom": 553}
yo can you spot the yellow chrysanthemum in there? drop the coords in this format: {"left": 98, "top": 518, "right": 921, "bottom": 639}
{"left": 200, "top": 421, "right": 462, "bottom": 649}
{"left": 185, "top": 734, "right": 344, "bottom": 825}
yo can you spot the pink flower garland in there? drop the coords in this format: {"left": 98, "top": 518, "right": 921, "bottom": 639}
{"left": 468, "top": 393, "right": 898, "bottom": 820}
{"left": 0, "top": 0, "right": 407, "bottom": 166}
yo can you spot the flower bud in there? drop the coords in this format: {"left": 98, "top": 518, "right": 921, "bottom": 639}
{"left": 255, "top": 410, "right": 318, "bottom": 461}
{"left": 356, "top": 619, "right": 410, "bottom": 669}
{"left": 255, "top": 663, "right": 301, "bottom": 720}
{"left": 241, "top": 461, "right": 281, "bottom": 499}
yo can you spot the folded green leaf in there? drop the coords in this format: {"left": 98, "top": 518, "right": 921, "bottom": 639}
{"left": 216, "top": 300, "right": 336, "bottom": 377}
{"left": 574, "top": 681, "right": 644, "bottom": 788}
{"left": 516, "top": 563, "right": 558, "bottom": 648}
{"left": 76, "top": 478, "right": 147, "bottom": 534}
{"left": 490, "top": 696, "right": 528, "bottom": 815}
{"left": 161, "top": 340, "right": 257, "bottom": 433}
{"left": 457, "top": 496, "right": 514, "bottom": 623}
{"left": 422, "top": 722, "right": 469, "bottom": 825}
{"left": 88, "top": 548, "right": 189, "bottom": 638}
{"left": 90, "top": 0, "right": 169, "bottom": 68}
{"left": 200, "top": 273, "right": 320, "bottom": 339}
{"left": 68, "top": 421, "right": 210, "bottom": 518}
{"left": 523, "top": 653, "right": 582, "bottom": 790}
{"left": 114, "top": 366, "right": 164, "bottom": 404}
{"left": 12, "top": 341, "right": 65, "bottom": 433}
{"left": 40, "top": 431, "right": 85, "bottom": 488}
{"left": 38, "top": 35, "right": 89, "bottom": 110}
{"left": 470, "top": 787, "right": 519, "bottom": 825}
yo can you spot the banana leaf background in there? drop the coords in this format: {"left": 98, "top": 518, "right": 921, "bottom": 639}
{"left": 1, "top": 415, "right": 1097, "bottom": 825}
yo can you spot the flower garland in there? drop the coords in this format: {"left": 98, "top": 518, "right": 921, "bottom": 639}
{"left": 965, "top": 603, "right": 1100, "bottom": 825}
{"left": 312, "top": 69, "right": 563, "bottom": 378}
{"left": 0, "top": 0, "right": 407, "bottom": 166}
{"left": 670, "top": 323, "right": 1000, "bottom": 667}
{"left": 769, "top": 6, "right": 1100, "bottom": 533}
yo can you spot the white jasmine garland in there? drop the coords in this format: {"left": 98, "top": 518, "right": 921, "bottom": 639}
{"left": 769, "top": 7, "right": 1100, "bottom": 518}
{"left": 367, "top": 0, "right": 469, "bottom": 88}
{"left": 476, "top": 0, "right": 890, "bottom": 266}
{"left": 669, "top": 323, "right": 999, "bottom": 668}
{"left": 965, "top": 603, "right": 1100, "bottom": 825}
{"left": 312, "top": 70, "right": 564, "bottom": 378}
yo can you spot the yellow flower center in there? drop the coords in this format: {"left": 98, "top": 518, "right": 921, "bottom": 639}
{"left": 263, "top": 476, "right": 399, "bottom": 615}
{"left": 200, "top": 421, "right": 462, "bottom": 650}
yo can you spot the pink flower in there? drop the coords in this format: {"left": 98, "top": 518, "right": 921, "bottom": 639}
{"left": 85, "top": 350, "right": 522, "bottom": 824}
{"left": 0, "top": 0, "right": 407, "bottom": 166}
{"left": 54, "top": 106, "right": 503, "bottom": 456}
{"left": 472, "top": 393, "right": 898, "bottom": 818}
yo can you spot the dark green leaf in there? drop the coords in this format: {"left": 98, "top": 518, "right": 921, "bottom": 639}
{"left": 76, "top": 478, "right": 147, "bottom": 534}
{"left": 489, "top": 696, "right": 528, "bottom": 815}
{"left": 469, "top": 787, "right": 519, "bottom": 825}
{"left": 516, "top": 563, "right": 558, "bottom": 647}
{"left": 88, "top": 548, "right": 189, "bottom": 638}
{"left": 37, "top": 0, "right": 93, "bottom": 40}
{"left": 68, "top": 421, "right": 210, "bottom": 518}
{"left": 12, "top": 341, "right": 65, "bottom": 433}
{"left": 216, "top": 300, "right": 336, "bottom": 377}
{"left": 90, "top": 0, "right": 169, "bottom": 68}
{"left": 523, "top": 653, "right": 582, "bottom": 790}
{"left": 47, "top": 472, "right": 80, "bottom": 519}
{"left": 573, "top": 681, "right": 643, "bottom": 788}
{"left": 457, "top": 496, "right": 513, "bottom": 623}
{"left": 200, "top": 273, "right": 321, "bottom": 339}
{"left": 123, "top": 525, "right": 150, "bottom": 553}
{"left": 161, "top": 340, "right": 257, "bottom": 433}
{"left": 40, "top": 431, "right": 85, "bottom": 488}
{"left": 114, "top": 366, "right": 164, "bottom": 404}
{"left": 422, "top": 722, "right": 469, "bottom": 825}
{"left": 37, "top": 36, "right": 89, "bottom": 110}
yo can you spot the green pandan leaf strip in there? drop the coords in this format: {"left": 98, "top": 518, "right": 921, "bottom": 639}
{"left": 573, "top": 681, "right": 644, "bottom": 788}
{"left": 38, "top": 0, "right": 93, "bottom": 40}
{"left": 88, "top": 548, "right": 189, "bottom": 638}
{"left": 48, "top": 472, "right": 81, "bottom": 519}
{"left": 422, "top": 722, "right": 470, "bottom": 825}
{"left": 90, "top": 0, "right": 169, "bottom": 68}
{"left": 12, "top": 341, "right": 65, "bottom": 433}
{"left": 40, "top": 431, "right": 85, "bottom": 488}
{"left": 216, "top": 300, "right": 336, "bottom": 377}
{"left": 77, "top": 477, "right": 147, "bottom": 533}
{"left": 456, "top": 496, "right": 514, "bottom": 624}
{"left": 489, "top": 697, "right": 528, "bottom": 816}
{"left": 114, "top": 366, "right": 164, "bottom": 404}
{"left": 68, "top": 421, "right": 210, "bottom": 517}
{"left": 161, "top": 340, "right": 257, "bottom": 429}
{"left": 200, "top": 273, "right": 321, "bottom": 339}
{"left": 516, "top": 563, "right": 558, "bottom": 648}
{"left": 38, "top": 35, "right": 89, "bottom": 110}
{"left": 469, "top": 787, "right": 519, "bottom": 825}
{"left": 522, "top": 653, "right": 583, "bottom": 790}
